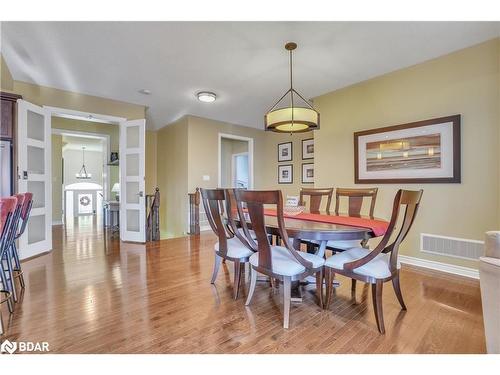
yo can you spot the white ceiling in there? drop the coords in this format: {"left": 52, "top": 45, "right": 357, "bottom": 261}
{"left": 62, "top": 135, "right": 103, "bottom": 152}
{"left": 2, "top": 22, "right": 499, "bottom": 130}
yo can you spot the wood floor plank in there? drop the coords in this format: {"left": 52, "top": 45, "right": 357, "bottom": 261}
{"left": 1, "top": 218, "right": 486, "bottom": 353}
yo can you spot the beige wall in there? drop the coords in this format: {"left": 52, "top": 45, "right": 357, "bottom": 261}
{"left": 261, "top": 131, "right": 315, "bottom": 199}
{"left": 51, "top": 134, "right": 63, "bottom": 223}
{"left": 0, "top": 54, "right": 14, "bottom": 91}
{"left": 187, "top": 115, "right": 266, "bottom": 193}
{"left": 156, "top": 117, "right": 189, "bottom": 238}
{"left": 12, "top": 81, "right": 145, "bottom": 120}
{"left": 145, "top": 130, "right": 158, "bottom": 193}
{"left": 314, "top": 38, "right": 500, "bottom": 270}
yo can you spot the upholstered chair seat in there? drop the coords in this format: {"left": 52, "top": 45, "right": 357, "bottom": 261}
{"left": 215, "top": 237, "right": 254, "bottom": 259}
{"left": 325, "top": 247, "right": 400, "bottom": 279}
{"left": 249, "top": 246, "right": 325, "bottom": 277}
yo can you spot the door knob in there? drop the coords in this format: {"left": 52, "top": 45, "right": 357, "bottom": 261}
{"left": 137, "top": 191, "right": 144, "bottom": 197}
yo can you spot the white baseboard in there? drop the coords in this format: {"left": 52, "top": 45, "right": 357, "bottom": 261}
{"left": 52, "top": 220, "right": 63, "bottom": 226}
{"left": 399, "top": 255, "right": 479, "bottom": 279}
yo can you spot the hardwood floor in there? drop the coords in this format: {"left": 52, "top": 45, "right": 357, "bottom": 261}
{"left": 1, "top": 217, "right": 486, "bottom": 353}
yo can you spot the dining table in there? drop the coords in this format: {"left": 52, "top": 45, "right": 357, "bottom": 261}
{"left": 233, "top": 209, "right": 390, "bottom": 302}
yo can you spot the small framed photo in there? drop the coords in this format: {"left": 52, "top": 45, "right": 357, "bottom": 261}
{"left": 278, "top": 142, "right": 293, "bottom": 162}
{"left": 302, "top": 138, "right": 314, "bottom": 159}
{"left": 278, "top": 164, "right": 293, "bottom": 184}
{"left": 302, "top": 163, "right": 314, "bottom": 184}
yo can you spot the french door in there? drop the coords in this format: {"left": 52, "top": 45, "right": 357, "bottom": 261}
{"left": 119, "top": 119, "right": 146, "bottom": 242}
{"left": 17, "top": 100, "right": 52, "bottom": 259}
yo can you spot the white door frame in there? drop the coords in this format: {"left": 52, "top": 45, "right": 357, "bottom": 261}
{"left": 51, "top": 128, "right": 110, "bottom": 223}
{"left": 217, "top": 133, "right": 254, "bottom": 189}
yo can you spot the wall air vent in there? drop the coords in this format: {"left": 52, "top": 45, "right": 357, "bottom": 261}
{"left": 420, "top": 233, "right": 484, "bottom": 261}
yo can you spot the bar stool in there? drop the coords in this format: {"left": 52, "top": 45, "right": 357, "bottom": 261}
{"left": 0, "top": 197, "right": 17, "bottom": 335}
{"left": 10, "top": 192, "right": 32, "bottom": 297}
{"left": 4, "top": 194, "right": 26, "bottom": 302}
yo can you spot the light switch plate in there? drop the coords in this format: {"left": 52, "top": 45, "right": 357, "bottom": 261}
{"left": 203, "top": 175, "right": 210, "bottom": 181}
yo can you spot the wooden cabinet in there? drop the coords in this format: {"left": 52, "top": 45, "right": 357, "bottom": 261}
{"left": 1, "top": 92, "right": 22, "bottom": 140}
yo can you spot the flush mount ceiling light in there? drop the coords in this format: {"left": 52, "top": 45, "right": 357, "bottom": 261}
{"left": 197, "top": 91, "right": 217, "bottom": 103}
{"left": 265, "top": 42, "right": 320, "bottom": 133}
{"left": 138, "top": 89, "right": 152, "bottom": 95}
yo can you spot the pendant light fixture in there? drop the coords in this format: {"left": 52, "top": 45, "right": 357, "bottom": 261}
{"left": 75, "top": 146, "right": 92, "bottom": 180}
{"left": 265, "top": 42, "right": 320, "bottom": 133}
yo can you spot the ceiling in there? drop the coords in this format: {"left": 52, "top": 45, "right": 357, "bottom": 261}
{"left": 62, "top": 135, "right": 103, "bottom": 152}
{"left": 2, "top": 22, "right": 499, "bottom": 130}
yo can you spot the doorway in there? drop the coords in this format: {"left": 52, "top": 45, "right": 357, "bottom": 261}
{"left": 218, "top": 133, "right": 254, "bottom": 189}
{"left": 16, "top": 100, "right": 147, "bottom": 260}
{"left": 51, "top": 128, "right": 109, "bottom": 225}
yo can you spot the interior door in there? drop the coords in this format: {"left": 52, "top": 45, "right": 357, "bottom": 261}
{"left": 17, "top": 100, "right": 52, "bottom": 259}
{"left": 119, "top": 119, "right": 146, "bottom": 242}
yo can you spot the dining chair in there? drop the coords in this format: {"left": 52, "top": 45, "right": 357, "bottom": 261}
{"left": 235, "top": 189, "right": 325, "bottom": 329}
{"left": 324, "top": 189, "right": 423, "bottom": 334}
{"left": 326, "top": 187, "right": 378, "bottom": 252}
{"left": 299, "top": 188, "right": 334, "bottom": 213}
{"left": 200, "top": 188, "right": 254, "bottom": 299}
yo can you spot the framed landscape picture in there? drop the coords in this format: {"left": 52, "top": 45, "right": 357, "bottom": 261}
{"left": 302, "top": 163, "right": 314, "bottom": 184}
{"left": 354, "top": 115, "right": 461, "bottom": 184}
{"left": 278, "top": 142, "right": 292, "bottom": 162}
{"left": 278, "top": 164, "right": 293, "bottom": 184}
{"left": 302, "top": 138, "right": 314, "bottom": 159}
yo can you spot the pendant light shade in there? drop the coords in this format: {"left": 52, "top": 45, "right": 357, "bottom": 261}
{"left": 265, "top": 42, "right": 320, "bottom": 133}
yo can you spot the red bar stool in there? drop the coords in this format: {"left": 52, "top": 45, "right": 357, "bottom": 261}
{"left": 0, "top": 197, "right": 17, "bottom": 335}
{"left": 10, "top": 192, "right": 32, "bottom": 298}
{"left": 4, "top": 194, "right": 26, "bottom": 302}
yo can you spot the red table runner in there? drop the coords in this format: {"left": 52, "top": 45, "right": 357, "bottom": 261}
{"left": 263, "top": 209, "right": 389, "bottom": 236}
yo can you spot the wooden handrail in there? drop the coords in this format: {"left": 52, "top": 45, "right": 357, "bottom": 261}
{"left": 146, "top": 187, "right": 160, "bottom": 241}
{"left": 188, "top": 188, "right": 200, "bottom": 235}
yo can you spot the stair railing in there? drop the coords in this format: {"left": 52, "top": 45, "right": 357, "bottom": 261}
{"left": 146, "top": 187, "right": 160, "bottom": 241}
{"left": 188, "top": 188, "right": 200, "bottom": 235}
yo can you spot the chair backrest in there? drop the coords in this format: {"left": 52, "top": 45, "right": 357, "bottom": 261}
{"left": 382, "top": 189, "right": 423, "bottom": 272}
{"left": 234, "top": 189, "right": 313, "bottom": 273}
{"left": 335, "top": 188, "right": 378, "bottom": 217}
{"left": 0, "top": 197, "right": 18, "bottom": 255}
{"left": 200, "top": 188, "right": 233, "bottom": 257}
{"left": 299, "top": 188, "right": 334, "bottom": 213}
{"left": 16, "top": 192, "right": 33, "bottom": 238}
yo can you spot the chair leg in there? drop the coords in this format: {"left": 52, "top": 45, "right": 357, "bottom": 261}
{"left": 315, "top": 268, "right": 324, "bottom": 308}
{"left": 4, "top": 253, "right": 17, "bottom": 303}
{"left": 0, "top": 271, "right": 13, "bottom": 314}
{"left": 324, "top": 268, "right": 334, "bottom": 309}
{"left": 233, "top": 260, "right": 242, "bottom": 300}
{"left": 371, "top": 280, "right": 385, "bottom": 334}
{"left": 0, "top": 311, "right": 3, "bottom": 335}
{"left": 392, "top": 271, "right": 407, "bottom": 310}
{"left": 283, "top": 276, "right": 291, "bottom": 329}
{"left": 11, "top": 244, "right": 25, "bottom": 289}
{"left": 210, "top": 254, "right": 222, "bottom": 284}
{"left": 245, "top": 267, "right": 257, "bottom": 306}
{"left": 351, "top": 279, "right": 357, "bottom": 294}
